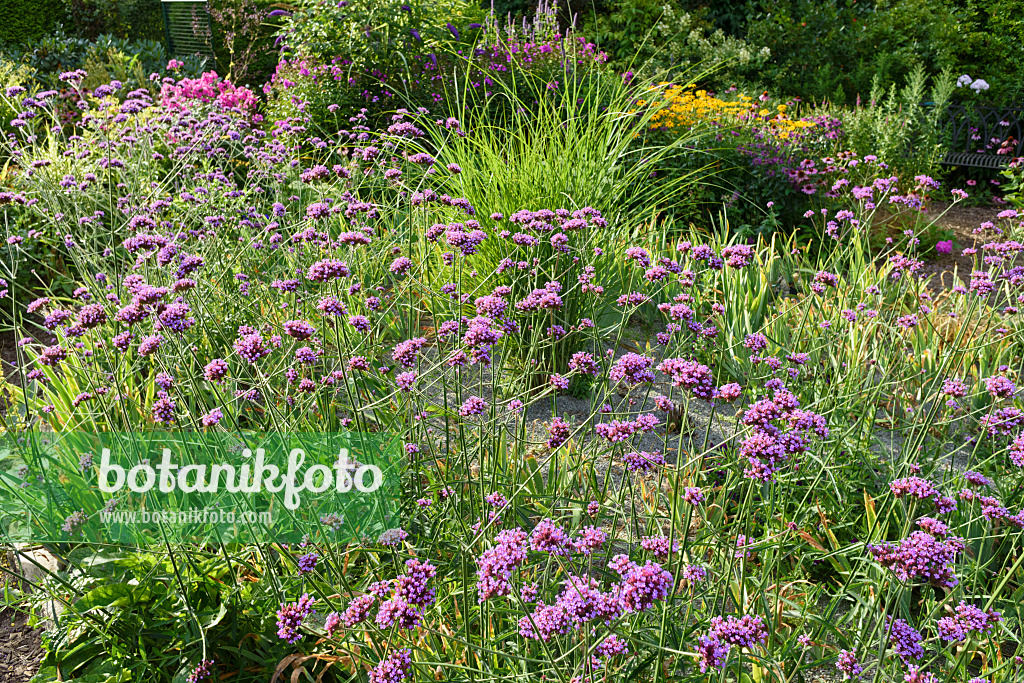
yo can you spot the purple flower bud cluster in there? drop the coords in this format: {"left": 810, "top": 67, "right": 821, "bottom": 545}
{"left": 186, "top": 660, "right": 215, "bottom": 683}
{"left": 546, "top": 417, "right": 572, "bottom": 449}
{"left": 836, "top": 650, "right": 863, "bottom": 679}
{"left": 396, "top": 558, "right": 437, "bottom": 608}
{"left": 305, "top": 258, "right": 351, "bottom": 282}
{"left": 609, "top": 353, "right": 656, "bottom": 385}
{"left": 204, "top": 358, "right": 228, "bottom": 381}
{"left": 611, "top": 555, "right": 673, "bottom": 613}
{"left": 233, "top": 332, "right": 272, "bottom": 363}
{"left": 935, "top": 600, "right": 1001, "bottom": 641}
{"left": 378, "top": 527, "right": 408, "bottom": 546}
{"left": 889, "top": 476, "right": 938, "bottom": 501}
{"left": 369, "top": 648, "right": 412, "bottom": 683}
{"left": 392, "top": 337, "right": 428, "bottom": 367}
{"left": 515, "top": 282, "right": 563, "bottom": 310}
{"left": 698, "top": 614, "right": 768, "bottom": 671}
{"left": 867, "top": 531, "right": 964, "bottom": 588}
{"left": 343, "top": 593, "right": 375, "bottom": 626}
{"left": 476, "top": 528, "right": 528, "bottom": 600}
{"left": 622, "top": 450, "right": 665, "bottom": 472}
{"left": 530, "top": 518, "right": 571, "bottom": 554}
{"left": 640, "top": 535, "right": 679, "bottom": 558}
{"left": 738, "top": 385, "right": 827, "bottom": 481}
{"left": 594, "top": 414, "right": 659, "bottom": 443}
{"left": 459, "top": 395, "right": 488, "bottom": 416}
{"left": 657, "top": 357, "right": 715, "bottom": 399}
{"left": 276, "top": 593, "right": 315, "bottom": 643}
{"left": 885, "top": 617, "right": 924, "bottom": 662}
{"left": 984, "top": 375, "right": 1016, "bottom": 399}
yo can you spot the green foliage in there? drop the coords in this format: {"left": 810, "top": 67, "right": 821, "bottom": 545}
{"left": 1004, "top": 163, "right": 1024, "bottom": 212}
{"left": 577, "top": 0, "right": 769, "bottom": 87}
{"left": 0, "top": 0, "right": 67, "bottom": 47}
{"left": 837, "top": 64, "right": 956, "bottom": 181}
{"left": 741, "top": 0, "right": 957, "bottom": 105}
{"left": 681, "top": 0, "right": 751, "bottom": 36}
{"left": 946, "top": 0, "right": 1024, "bottom": 104}
{"left": 61, "top": 0, "right": 164, "bottom": 42}
{"left": 25, "top": 547, "right": 277, "bottom": 682}
{"left": 3, "top": 30, "right": 195, "bottom": 91}
{"left": 489, "top": 0, "right": 540, "bottom": 21}
{"left": 209, "top": 0, "right": 279, "bottom": 86}
{"left": 278, "top": 0, "right": 485, "bottom": 64}
{"left": 269, "top": 0, "right": 488, "bottom": 128}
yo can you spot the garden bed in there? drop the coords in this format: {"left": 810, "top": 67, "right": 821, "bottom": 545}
{"left": 0, "top": 4, "right": 1023, "bottom": 683}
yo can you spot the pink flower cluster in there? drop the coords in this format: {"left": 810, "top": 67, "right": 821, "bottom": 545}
{"left": 160, "top": 72, "right": 259, "bottom": 114}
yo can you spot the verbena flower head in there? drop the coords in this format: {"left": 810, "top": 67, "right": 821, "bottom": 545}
{"left": 867, "top": 531, "right": 964, "bottom": 588}
{"left": 276, "top": 593, "right": 315, "bottom": 643}
{"left": 369, "top": 648, "right": 412, "bottom": 683}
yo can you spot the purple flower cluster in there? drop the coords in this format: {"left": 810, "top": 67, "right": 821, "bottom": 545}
{"left": 867, "top": 531, "right": 964, "bottom": 588}
{"left": 369, "top": 649, "right": 412, "bottom": 683}
{"left": 885, "top": 617, "right": 924, "bottom": 662}
{"left": 477, "top": 528, "right": 528, "bottom": 600}
{"left": 698, "top": 615, "right": 768, "bottom": 671}
{"left": 276, "top": 593, "right": 315, "bottom": 643}
{"left": 609, "top": 353, "right": 656, "bottom": 385}
{"left": 935, "top": 600, "right": 1001, "bottom": 641}
{"left": 640, "top": 535, "right": 679, "bottom": 559}
{"left": 233, "top": 332, "right": 272, "bottom": 364}
{"left": 738, "top": 385, "right": 827, "bottom": 481}
{"left": 622, "top": 450, "right": 665, "bottom": 472}
{"left": 657, "top": 358, "right": 715, "bottom": 399}
{"left": 517, "top": 556, "right": 670, "bottom": 642}
{"left": 459, "top": 396, "right": 488, "bottom": 417}
{"left": 836, "top": 650, "right": 863, "bottom": 679}
{"left": 984, "top": 374, "right": 1016, "bottom": 399}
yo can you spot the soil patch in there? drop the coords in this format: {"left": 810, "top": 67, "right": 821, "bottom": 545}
{"left": 0, "top": 607, "right": 42, "bottom": 683}
{"left": 920, "top": 200, "right": 1015, "bottom": 290}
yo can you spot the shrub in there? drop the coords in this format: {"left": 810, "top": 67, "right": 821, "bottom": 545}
{"left": 276, "top": 0, "right": 486, "bottom": 66}
{"left": 0, "top": 0, "right": 67, "bottom": 46}
{"left": 4, "top": 29, "right": 205, "bottom": 93}
{"left": 61, "top": 0, "right": 164, "bottom": 42}
{"left": 577, "top": 0, "right": 769, "bottom": 88}
{"left": 836, "top": 64, "right": 955, "bottom": 183}
{"left": 265, "top": 3, "right": 607, "bottom": 133}
{"left": 741, "top": 0, "right": 957, "bottom": 106}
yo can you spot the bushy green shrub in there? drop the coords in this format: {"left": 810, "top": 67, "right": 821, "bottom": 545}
{"left": 208, "top": 0, "right": 281, "bottom": 86}
{"left": 838, "top": 64, "right": 956, "bottom": 182}
{"left": 4, "top": 30, "right": 205, "bottom": 92}
{"left": 62, "top": 0, "right": 164, "bottom": 42}
{"left": 946, "top": 0, "right": 1024, "bottom": 104}
{"left": 0, "top": 0, "right": 67, "bottom": 47}
{"left": 577, "top": 0, "right": 769, "bottom": 88}
{"left": 277, "top": 0, "right": 486, "bottom": 65}
{"left": 727, "top": 0, "right": 1021, "bottom": 107}
{"left": 266, "top": 3, "right": 607, "bottom": 134}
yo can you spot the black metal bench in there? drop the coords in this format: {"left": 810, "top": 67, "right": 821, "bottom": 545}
{"left": 939, "top": 104, "right": 1023, "bottom": 169}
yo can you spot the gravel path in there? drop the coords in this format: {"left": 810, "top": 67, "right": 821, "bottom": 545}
{"left": 920, "top": 200, "right": 1016, "bottom": 291}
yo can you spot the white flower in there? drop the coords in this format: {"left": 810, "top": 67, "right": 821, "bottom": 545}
{"left": 970, "top": 79, "right": 990, "bottom": 92}
{"left": 956, "top": 74, "right": 973, "bottom": 88}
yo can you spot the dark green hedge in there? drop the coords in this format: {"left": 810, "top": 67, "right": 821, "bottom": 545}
{"left": 0, "top": 0, "right": 67, "bottom": 46}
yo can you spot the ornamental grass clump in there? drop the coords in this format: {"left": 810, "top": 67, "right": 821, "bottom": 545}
{"left": 3, "top": 55, "right": 1024, "bottom": 683}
